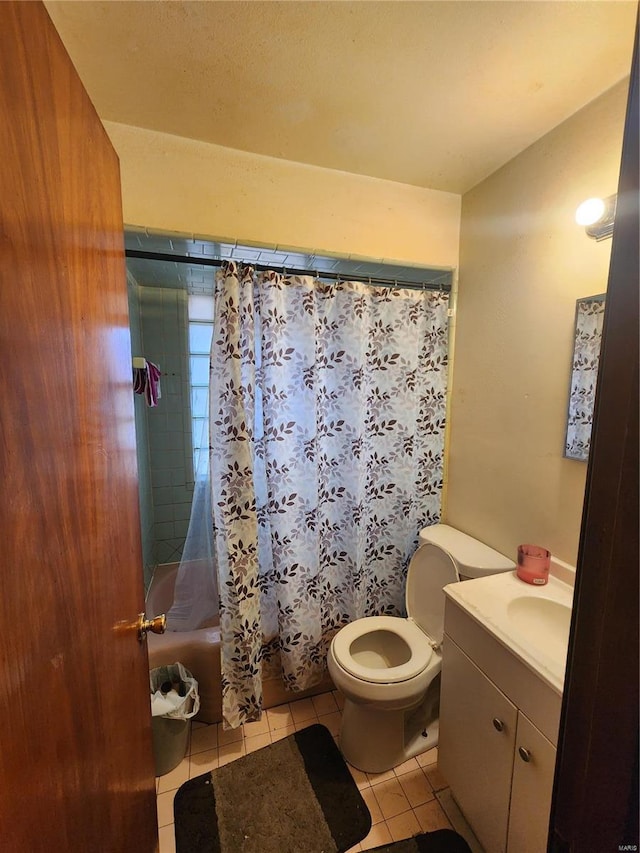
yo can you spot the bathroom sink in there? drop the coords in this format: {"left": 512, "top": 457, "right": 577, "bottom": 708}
{"left": 443, "top": 570, "right": 575, "bottom": 693}
{"left": 507, "top": 596, "right": 572, "bottom": 651}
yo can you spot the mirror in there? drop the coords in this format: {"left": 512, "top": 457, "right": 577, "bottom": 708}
{"left": 564, "top": 294, "right": 606, "bottom": 461}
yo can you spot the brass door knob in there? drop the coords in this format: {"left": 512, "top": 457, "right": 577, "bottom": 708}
{"left": 492, "top": 718, "right": 505, "bottom": 732}
{"left": 137, "top": 612, "right": 166, "bottom": 641}
{"left": 518, "top": 746, "right": 532, "bottom": 763}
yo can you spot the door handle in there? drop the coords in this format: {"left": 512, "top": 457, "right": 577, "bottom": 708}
{"left": 518, "top": 746, "right": 532, "bottom": 763}
{"left": 137, "top": 612, "right": 166, "bottom": 641}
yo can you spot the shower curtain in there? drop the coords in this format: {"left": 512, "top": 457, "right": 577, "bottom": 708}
{"left": 212, "top": 262, "right": 449, "bottom": 728}
{"left": 166, "top": 417, "right": 219, "bottom": 632}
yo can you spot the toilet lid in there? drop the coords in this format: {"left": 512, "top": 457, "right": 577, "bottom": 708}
{"left": 405, "top": 543, "right": 459, "bottom": 646}
{"left": 332, "top": 615, "right": 434, "bottom": 684}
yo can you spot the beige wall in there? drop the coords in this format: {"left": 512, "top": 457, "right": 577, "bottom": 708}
{"left": 104, "top": 121, "right": 461, "bottom": 269}
{"left": 105, "top": 81, "right": 627, "bottom": 566}
{"left": 445, "top": 80, "right": 628, "bottom": 565}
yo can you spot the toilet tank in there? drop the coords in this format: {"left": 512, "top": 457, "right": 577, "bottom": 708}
{"left": 419, "top": 524, "right": 515, "bottom": 580}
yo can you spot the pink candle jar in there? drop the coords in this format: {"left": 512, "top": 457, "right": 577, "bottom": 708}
{"left": 516, "top": 544, "right": 551, "bottom": 585}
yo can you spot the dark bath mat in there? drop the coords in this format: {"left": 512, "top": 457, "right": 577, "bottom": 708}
{"left": 368, "top": 829, "right": 473, "bottom": 853}
{"left": 173, "top": 723, "right": 371, "bottom": 853}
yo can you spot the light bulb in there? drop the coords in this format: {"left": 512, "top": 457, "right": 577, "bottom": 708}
{"left": 576, "top": 197, "right": 606, "bottom": 227}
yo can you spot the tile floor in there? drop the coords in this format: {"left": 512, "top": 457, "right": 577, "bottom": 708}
{"left": 156, "top": 689, "right": 463, "bottom": 853}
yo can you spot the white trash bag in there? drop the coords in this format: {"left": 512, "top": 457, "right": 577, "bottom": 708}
{"left": 150, "top": 662, "right": 200, "bottom": 721}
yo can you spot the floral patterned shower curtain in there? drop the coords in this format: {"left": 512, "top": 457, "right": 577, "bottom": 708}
{"left": 210, "top": 261, "right": 449, "bottom": 727}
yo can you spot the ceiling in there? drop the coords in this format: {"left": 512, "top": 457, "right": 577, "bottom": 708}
{"left": 45, "top": 1, "right": 635, "bottom": 195}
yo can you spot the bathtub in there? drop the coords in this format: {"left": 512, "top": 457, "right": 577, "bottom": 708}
{"left": 145, "top": 563, "right": 334, "bottom": 724}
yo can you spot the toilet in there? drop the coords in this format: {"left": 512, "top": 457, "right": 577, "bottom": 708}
{"left": 327, "top": 523, "right": 515, "bottom": 773}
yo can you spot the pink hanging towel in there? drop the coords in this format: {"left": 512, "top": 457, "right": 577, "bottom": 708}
{"left": 145, "top": 361, "right": 162, "bottom": 407}
{"left": 133, "top": 367, "right": 146, "bottom": 395}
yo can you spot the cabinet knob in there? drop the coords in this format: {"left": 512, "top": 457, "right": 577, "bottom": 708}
{"left": 518, "top": 746, "right": 532, "bottom": 763}
{"left": 492, "top": 718, "right": 504, "bottom": 732}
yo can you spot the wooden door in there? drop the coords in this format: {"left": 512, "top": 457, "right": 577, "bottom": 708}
{"left": 0, "top": 3, "right": 157, "bottom": 851}
{"left": 439, "top": 636, "right": 518, "bottom": 853}
{"left": 549, "top": 21, "right": 638, "bottom": 853}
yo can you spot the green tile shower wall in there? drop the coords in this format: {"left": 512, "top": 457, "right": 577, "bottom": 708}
{"left": 127, "top": 275, "right": 155, "bottom": 589}
{"left": 138, "top": 285, "right": 194, "bottom": 567}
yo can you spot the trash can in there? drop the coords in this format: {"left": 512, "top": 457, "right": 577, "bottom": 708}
{"left": 150, "top": 662, "right": 200, "bottom": 776}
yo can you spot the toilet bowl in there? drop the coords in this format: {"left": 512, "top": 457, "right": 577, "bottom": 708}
{"left": 328, "top": 523, "right": 515, "bottom": 773}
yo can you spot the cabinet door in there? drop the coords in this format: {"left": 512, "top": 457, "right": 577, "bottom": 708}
{"left": 507, "top": 712, "right": 557, "bottom": 853}
{"left": 440, "top": 636, "right": 518, "bottom": 853}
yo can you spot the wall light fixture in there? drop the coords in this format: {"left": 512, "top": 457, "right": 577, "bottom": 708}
{"left": 575, "top": 194, "right": 617, "bottom": 241}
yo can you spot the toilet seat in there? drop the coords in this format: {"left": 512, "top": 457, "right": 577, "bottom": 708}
{"left": 405, "top": 543, "right": 459, "bottom": 646}
{"left": 332, "top": 615, "right": 434, "bottom": 684}
{"left": 331, "top": 543, "right": 459, "bottom": 687}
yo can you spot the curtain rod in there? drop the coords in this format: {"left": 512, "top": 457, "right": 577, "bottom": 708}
{"left": 125, "top": 249, "right": 451, "bottom": 293}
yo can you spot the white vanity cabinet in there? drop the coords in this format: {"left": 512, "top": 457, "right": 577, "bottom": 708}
{"left": 439, "top": 594, "right": 563, "bottom": 853}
